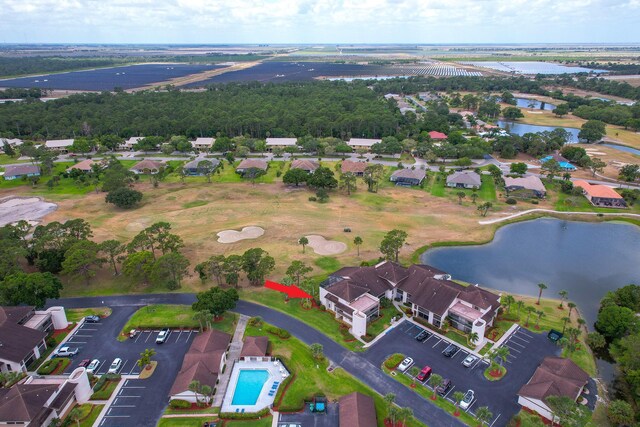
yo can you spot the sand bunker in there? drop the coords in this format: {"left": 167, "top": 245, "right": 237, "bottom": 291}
{"left": 0, "top": 197, "right": 57, "bottom": 227}
{"left": 217, "top": 226, "right": 265, "bottom": 243}
{"left": 305, "top": 235, "right": 347, "bottom": 255}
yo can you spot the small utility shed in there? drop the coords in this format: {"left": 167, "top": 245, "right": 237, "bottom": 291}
{"left": 446, "top": 170, "right": 481, "bottom": 189}
{"left": 504, "top": 175, "right": 546, "bottom": 198}
{"left": 390, "top": 168, "right": 426, "bottom": 186}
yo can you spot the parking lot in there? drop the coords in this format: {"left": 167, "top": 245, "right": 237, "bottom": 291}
{"left": 363, "top": 320, "right": 560, "bottom": 427}
{"left": 55, "top": 307, "right": 196, "bottom": 427}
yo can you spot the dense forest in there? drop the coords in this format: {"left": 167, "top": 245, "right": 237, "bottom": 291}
{"left": 0, "top": 81, "right": 404, "bottom": 139}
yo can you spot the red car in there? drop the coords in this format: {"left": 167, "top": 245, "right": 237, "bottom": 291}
{"left": 417, "top": 365, "right": 432, "bottom": 382}
{"left": 78, "top": 359, "right": 91, "bottom": 368}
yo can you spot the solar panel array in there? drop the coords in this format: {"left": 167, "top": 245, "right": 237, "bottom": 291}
{"left": 395, "top": 64, "right": 483, "bottom": 77}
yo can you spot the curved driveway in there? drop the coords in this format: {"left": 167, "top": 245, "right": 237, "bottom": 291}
{"left": 52, "top": 294, "right": 466, "bottom": 427}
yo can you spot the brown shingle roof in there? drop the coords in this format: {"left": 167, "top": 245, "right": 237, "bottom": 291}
{"left": 66, "top": 159, "right": 101, "bottom": 172}
{"left": 290, "top": 159, "right": 319, "bottom": 172}
{"left": 4, "top": 164, "right": 40, "bottom": 178}
{"left": 446, "top": 171, "right": 481, "bottom": 187}
{"left": 325, "top": 280, "right": 370, "bottom": 303}
{"left": 0, "top": 306, "right": 46, "bottom": 364}
{"left": 518, "top": 356, "right": 589, "bottom": 402}
{"left": 130, "top": 159, "right": 164, "bottom": 172}
{"left": 240, "top": 336, "right": 269, "bottom": 357}
{"left": 391, "top": 168, "right": 426, "bottom": 182}
{"left": 0, "top": 384, "right": 57, "bottom": 423}
{"left": 338, "top": 392, "right": 377, "bottom": 427}
{"left": 237, "top": 159, "right": 268, "bottom": 171}
{"left": 504, "top": 176, "right": 546, "bottom": 193}
{"left": 375, "top": 261, "right": 409, "bottom": 284}
{"left": 341, "top": 160, "right": 367, "bottom": 174}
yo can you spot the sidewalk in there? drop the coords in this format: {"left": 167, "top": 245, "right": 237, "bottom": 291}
{"left": 212, "top": 314, "right": 249, "bottom": 407}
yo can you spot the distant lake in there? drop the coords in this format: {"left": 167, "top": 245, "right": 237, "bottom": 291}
{"left": 601, "top": 143, "right": 640, "bottom": 156}
{"left": 421, "top": 218, "right": 640, "bottom": 327}
{"left": 497, "top": 120, "right": 580, "bottom": 142}
{"left": 514, "top": 97, "right": 556, "bottom": 111}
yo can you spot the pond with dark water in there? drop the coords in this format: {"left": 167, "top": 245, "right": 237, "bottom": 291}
{"left": 513, "top": 97, "right": 556, "bottom": 111}
{"left": 497, "top": 120, "right": 580, "bottom": 142}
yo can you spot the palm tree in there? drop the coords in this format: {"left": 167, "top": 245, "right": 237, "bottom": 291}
{"left": 502, "top": 295, "right": 515, "bottom": 314}
{"left": 535, "top": 310, "right": 545, "bottom": 329}
{"left": 471, "top": 192, "right": 479, "bottom": 204}
{"left": 67, "top": 407, "right": 81, "bottom": 427}
{"left": 383, "top": 393, "right": 396, "bottom": 414}
{"left": 515, "top": 300, "right": 525, "bottom": 318}
{"left": 567, "top": 302, "right": 577, "bottom": 317}
{"left": 189, "top": 380, "right": 202, "bottom": 404}
{"left": 200, "top": 385, "right": 213, "bottom": 405}
{"left": 577, "top": 318, "right": 586, "bottom": 331}
{"left": 524, "top": 306, "right": 536, "bottom": 326}
{"left": 494, "top": 346, "right": 510, "bottom": 367}
{"left": 475, "top": 406, "right": 493, "bottom": 426}
{"left": 430, "top": 374, "right": 443, "bottom": 400}
{"left": 558, "top": 290, "right": 568, "bottom": 309}
{"left": 561, "top": 316, "right": 571, "bottom": 334}
{"left": 468, "top": 332, "right": 480, "bottom": 346}
{"left": 353, "top": 236, "right": 363, "bottom": 256}
{"left": 453, "top": 391, "right": 466, "bottom": 416}
{"left": 298, "top": 236, "right": 309, "bottom": 254}
{"left": 193, "top": 310, "right": 211, "bottom": 332}
{"left": 387, "top": 406, "right": 400, "bottom": 426}
{"left": 536, "top": 283, "right": 547, "bottom": 305}
{"left": 457, "top": 191, "right": 466, "bottom": 205}
{"left": 137, "top": 348, "right": 156, "bottom": 369}
{"left": 399, "top": 407, "right": 413, "bottom": 427}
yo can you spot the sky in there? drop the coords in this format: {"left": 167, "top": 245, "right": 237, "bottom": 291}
{"left": 0, "top": 0, "right": 639, "bottom": 44}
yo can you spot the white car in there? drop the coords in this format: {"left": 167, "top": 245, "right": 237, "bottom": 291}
{"left": 107, "top": 358, "right": 122, "bottom": 374}
{"left": 460, "top": 389, "right": 475, "bottom": 410}
{"left": 86, "top": 359, "right": 101, "bottom": 374}
{"left": 156, "top": 328, "right": 170, "bottom": 344}
{"left": 462, "top": 354, "right": 478, "bottom": 367}
{"left": 398, "top": 357, "right": 413, "bottom": 372}
{"left": 54, "top": 346, "right": 79, "bottom": 357}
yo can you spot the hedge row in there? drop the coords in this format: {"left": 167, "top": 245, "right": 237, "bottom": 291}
{"left": 169, "top": 399, "right": 191, "bottom": 409}
{"left": 220, "top": 407, "right": 270, "bottom": 420}
{"left": 265, "top": 325, "right": 290, "bottom": 339}
{"left": 384, "top": 353, "right": 405, "bottom": 370}
{"left": 37, "top": 358, "right": 70, "bottom": 375}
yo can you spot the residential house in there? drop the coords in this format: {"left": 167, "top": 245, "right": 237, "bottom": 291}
{"left": 518, "top": 357, "right": 590, "bottom": 422}
{"left": 341, "top": 160, "right": 367, "bottom": 176}
{"left": 338, "top": 392, "right": 377, "bottom": 427}
{"left": 130, "top": 159, "right": 165, "bottom": 175}
{"left": 540, "top": 152, "right": 577, "bottom": 171}
{"left": 504, "top": 176, "right": 546, "bottom": 198}
{"left": 240, "top": 336, "right": 269, "bottom": 361}
{"left": 347, "top": 139, "right": 381, "bottom": 151}
{"left": 45, "top": 139, "right": 74, "bottom": 153}
{"left": 170, "top": 330, "right": 232, "bottom": 403}
{"left": 0, "top": 306, "right": 68, "bottom": 373}
{"left": 120, "top": 136, "right": 144, "bottom": 151}
{"left": 390, "top": 168, "right": 426, "bottom": 186}
{"left": 319, "top": 261, "right": 500, "bottom": 342}
{"left": 418, "top": 92, "right": 440, "bottom": 102}
{"left": 236, "top": 159, "right": 268, "bottom": 175}
{"left": 3, "top": 164, "right": 41, "bottom": 181}
{"left": 66, "top": 159, "right": 104, "bottom": 173}
{"left": 192, "top": 137, "right": 215, "bottom": 152}
{"left": 290, "top": 159, "right": 319, "bottom": 174}
{"left": 0, "top": 138, "right": 23, "bottom": 153}
{"left": 446, "top": 171, "right": 481, "bottom": 189}
{"left": 574, "top": 180, "right": 626, "bottom": 208}
{"left": 266, "top": 138, "right": 298, "bottom": 151}
{"left": 0, "top": 368, "right": 92, "bottom": 427}
{"left": 183, "top": 158, "right": 220, "bottom": 176}
{"left": 428, "top": 131, "right": 448, "bottom": 141}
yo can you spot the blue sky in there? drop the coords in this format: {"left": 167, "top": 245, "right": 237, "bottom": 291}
{"left": 0, "top": 0, "right": 638, "bottom": 44}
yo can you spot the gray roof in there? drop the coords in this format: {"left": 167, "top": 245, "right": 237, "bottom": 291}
{"left": 446, "top": 171, "right": 481, "bottom": 186}
{"left": 4, "top": 164, "right": 40, "bottom": 177}
{"left": 184, "top": 158, "right": 220, "bottom": 169}
{"left": 237, "top": 159, "right": 268, "bottom": 170}
{"left": 0, "top": 307, "right": 46, "bottom": 364}
{"left": 504, "top": 176, "right": 546, "bottom": 193}
{"left": 391, "top": 168, "right": 426, "bottom": 181}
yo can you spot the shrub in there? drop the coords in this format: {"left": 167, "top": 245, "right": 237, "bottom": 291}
{"left": 105, "top": 187, "right": 143, "bottom": 209}
{"left": 308, "top": 197, "right": 317, "bottom": 202}
{"left": 265, "top": 325, "right": 290, "bottom": 339}
{"left": 384, "top": 353, "right": 405, "bottom": 370}
{"left": 220, "top": 407, "right": 270, "bottom": 420}
{"left": 531, "top": 200, "right": 539, "bottom": 204}
{"left": 37, "top": 359, "right": 61, "bottom": 375}
{"left": 505, "top": 198, "right": 517, "bottom": 205}
{"left": 169, "top": 399, "right": 191, "bottom": 409}
{"left": 248, "top": 316, "right": 263, "bottom": 327}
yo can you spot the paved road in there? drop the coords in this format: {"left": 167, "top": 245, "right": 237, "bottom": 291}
{"left": 52, "top": 294, "right": 467, "bottom": 427}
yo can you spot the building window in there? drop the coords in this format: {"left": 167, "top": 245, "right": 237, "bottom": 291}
{"left": 433, "top": 314, "right": 442, "bottom": 328}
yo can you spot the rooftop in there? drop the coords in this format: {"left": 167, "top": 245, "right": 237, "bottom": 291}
{"left": 341, "top": 160, "right": 368, "bottom": 174}
{"left": 237, "top": 158, "right": 268, "bottom": 170}
{"left": 266, "top": 137, "right": 297, "bottom": 146}
{"left": 45, "top": 139, "right": 74, "bottom": 148}
{"left": 446, "top": 170, "right": 482, "bottom": 186}
{"left": 338, "top": 392, "right": 377, "bottom": 427}
{"left": 518, "top": 356, "right": 589, "bottom": 402}
{"left": 347, "top": 138, "right": 381, "bottom": 147}
{"left": 574, "top": 180, "right": 624, "bottom": 199}
{"left": 504, "top": 175, "right": 546, "bottom": 193}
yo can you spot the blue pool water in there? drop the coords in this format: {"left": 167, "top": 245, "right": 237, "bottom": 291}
{"left": 231, "top": 370, "right": 269, "bottom": 405}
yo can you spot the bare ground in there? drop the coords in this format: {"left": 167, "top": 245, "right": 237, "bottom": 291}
{"left": 0, "top": 196, "right": 57, "bottom": 226}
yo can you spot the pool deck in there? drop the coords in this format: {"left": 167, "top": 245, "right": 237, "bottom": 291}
{"left": 221, "top": 358, "right": 290, "bottom": 414}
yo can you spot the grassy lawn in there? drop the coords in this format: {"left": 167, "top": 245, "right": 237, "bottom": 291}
{"left": 164, "top": 406, "right": 219, "bottom": 415}
{"left": 223, "top": 418, "right": 273, "bottom": 427}
{"left": 0, "top": 154, "right": 30, "bottom": 165}
{"left": 366, "top": 304, "right": 402, "bottom": 337}
{"left": 244, "top": 321, "right": 425, "bottom": 427}
{"left": 381, "top": 360, "right": 478, "bottom": 427}
{"left": 66, "top": 404, "right": 104, "bottom": 427}
{"left": 158, "top": 417, "right": 218, "bottom": 427}
{"left": 430, "top": 174, "right": 446, "bottom": 196}
{"left": 65, "top": 307, "right": 112, "bottom": 322}
{"left": 240, "top": 288, "right": 363, "bottom": 351}
{"left": 445, "top": 330, "right": 474, "bottom": 350}
{"left": 90, "top": 379, "right": 120, "bottom": 400}
{"left": 119, "top": 304, "right": 237, "bottom": 339}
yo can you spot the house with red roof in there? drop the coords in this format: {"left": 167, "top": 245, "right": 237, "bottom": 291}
{"left": 428, "top": 131, "right": 448, "bottom": 141}
{"left": 574, "top": 180, "right": 626, "bottom": 208}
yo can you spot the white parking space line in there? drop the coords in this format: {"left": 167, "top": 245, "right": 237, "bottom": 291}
{"left": 145, "top": 332, "right": 153, "bottom": 343}
{"left": 72, "top": 334, "right": 93, "bottom": 338}
{"left": 80, "top": 328, "right": 98, "bottom": 331}
{"left": 517, "top": 328, "right": 534, "bottom": 338}
{"left": 432, "top": 338, "right": 442, "bottom": 348}
{"left": 104, "top": 415, "right": 131, "bottom": 418}
{"left": 511, "top": 334, "right": 530, "bottom": 344}
{"left": 465, "top": 400, "right": 477, "bottom": 412}
{"left": 444, "top": 385, "right": 455, "bottom": 398}
{"left": 507, "top": 339, "right": 526, "bottom": 348}
{"left": 134, "top": 332, "right": 143, "bottom": 343}
{"left": 123, "top": 386, "right": 146, "bottom": 389}
{"left": 489, "top": 413, "right": 502, "bottom": 427}
{"left": 67, "top": 341, "right": 87, "bottom": 344}
{"left": 117, "top": 395, "right": 141, "bottom": 398}
{"left": 505, "top": 345, "right": 522, "bottom": 353}
{"left": 111, "top": 405, "right": 136, "bottom": 408}
{"left": 119, "top": 360, "right": 129, "bottom": 373}
{"left": 176, "top": 330, "right": 183, "bottom": 342}
{"left": 186, "top": 330, "right": 194, "bottom": 340}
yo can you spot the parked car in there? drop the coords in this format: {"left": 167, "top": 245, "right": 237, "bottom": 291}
{"left": 443, "top": 344, "right": 459, "bottom": 357}
{"left": 84, "top": 315, "right": 100, "bottom": 323}
{"left": 156, "top": 328, "right": 170, "bottom": 344}
{"left": 129, "top": 329, "right": 138, "bottom": 339}
{"left": 415, "top": 330, "right": 431, "bottom": 342}
{"left": 86, "top": 359, "right": 101, "bottom": 374}
{"left": 416, "top": 365, "right": 432, "bottom": 382}
{"left": 108, "top": 358, "right": 122, "bottom": 374}
{"left": 460, "top": 390, "right": 475, "bottom": 410}
{"left": 78, "top": 359, "right": 91, "bottom": 368}
{"left": 398, "top": 357, "right": 413, "bottom": 372}
{"left": 436, "top": 378, "right": 452, "bottom": 396}
{"left": 462, "top": 354, "right": 478, "bottom": 367}
{"left": 54, "top": 346, "right": 79, "bottom": 357}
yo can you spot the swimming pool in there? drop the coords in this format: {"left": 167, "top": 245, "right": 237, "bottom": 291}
{"left": 231, "top": 369, "right": 269, "bottom": 405}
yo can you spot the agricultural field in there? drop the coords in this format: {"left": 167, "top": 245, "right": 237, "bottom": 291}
{"left": 0, "top": 63, "right": 226, "bottom": 91}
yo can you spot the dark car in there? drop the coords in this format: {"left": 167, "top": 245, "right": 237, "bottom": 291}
{"left": 416, "top": 331, "right": 431, "bottom": 342}
{"left": 84, "top": 315, "right": 100, "bottom": 323}
{"left": 78, "top": 359, "right": 91, "bottom": 368}
{"left": 436, "top": 378, "right": 452, "bottom": 396}
{"left": 443, "top": 344, "right": 459, "bottom": 357}
{"left": 416, "top": 365, "right": 432, "bottom": 382}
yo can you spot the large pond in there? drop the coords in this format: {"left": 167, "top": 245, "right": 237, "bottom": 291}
{"left": 513, "top": 97, "right": 556, "bottom": 111}
{"left": 601, "top": 143, "right": 640, "bottom": 156}
{"left": 497, "top": 120, "right": 580, "bottom": 142}
{"left": 421, "top": 218, "right": 640, "bottom": 327}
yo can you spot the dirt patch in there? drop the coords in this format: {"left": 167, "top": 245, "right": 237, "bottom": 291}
{"left": 217, "top": 226, "right": 265, "bottom": 243}
{"left": 305, "top": 235, "right": 347, "bottom": 255}
{"left": 0, "top": 196, "right": 57, "bottom": 226}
